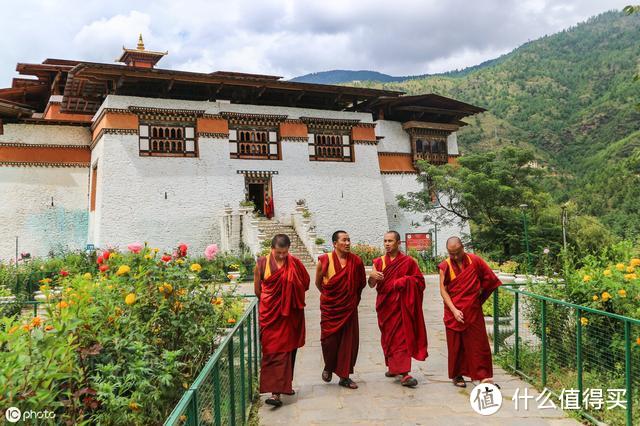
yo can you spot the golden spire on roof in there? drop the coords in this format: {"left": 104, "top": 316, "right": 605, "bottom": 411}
{"left": 137, "top": 34, "right": 145, "bottom": 50}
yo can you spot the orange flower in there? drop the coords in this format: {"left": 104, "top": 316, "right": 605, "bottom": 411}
{"left": 22, "top": 324, "right": 32, "bottom": 332}
{"left": 627, "top": 266, "right": 635, "bottom": 274}
{"left": 45, "top": 325, "right": 54, "bottom": 331}
{"left": 31, "top": 316, "right": 42, "bottom": 327}
{"left": 637, "top": 337, "right": 640, "bottom": 345}
{"left": 227, "top": 318, "right": 237, "bottom": 324}
{"left": 8, "top": 325, "right": 19, "bottom": 334}
{"left": 631, "top": 258, "right": 640, "bottom": 267}
{"left": 618, "top": 289, "right": 627, "bottom": 298}
{"left": 125, "top": 293, "right": 136, "bottom": 305}
{"left": 57, "top": 301, "right": 69, "bottom": 309}
{"left": 601, "top": 292, "right": 611, "bottom": 302}
{"left": 129, "top": 401, "right": 140, "bottom": 411}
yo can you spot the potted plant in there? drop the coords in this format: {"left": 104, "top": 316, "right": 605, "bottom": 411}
{"left": 226, "top": 263, "right": 241, "bottom": 284}
{"left": 315, "top": 237, "right": 325, "bottom": 246}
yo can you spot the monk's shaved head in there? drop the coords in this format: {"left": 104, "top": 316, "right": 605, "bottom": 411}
{"left": 446, "top": 236, "right": 463, "bottom": 249}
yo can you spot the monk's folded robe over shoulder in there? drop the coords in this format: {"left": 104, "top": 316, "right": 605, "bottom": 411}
{"left": 258, "top": 253, "right": 310, "bottom": 394}
{"left": 438, "top": 253, "right": 501, "bottom": 381}
{"left": 318, "top": 251, "right": 366, "bottom": 378}
{"left": 373, "top": 252, "right": 428, "bottom": 375}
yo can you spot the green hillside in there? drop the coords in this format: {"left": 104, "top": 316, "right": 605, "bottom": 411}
{"left": 357, "top": 11, "right": 640, "bottom": 237}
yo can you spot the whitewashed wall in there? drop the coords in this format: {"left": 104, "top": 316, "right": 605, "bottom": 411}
{"left": 375, "top": 120, "right": 411, "bottom": 153}
{"left": 0, "top": 124, "right": 90, "bottom": 261}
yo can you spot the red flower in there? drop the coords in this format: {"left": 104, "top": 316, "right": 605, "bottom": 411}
{"left": 59, "top": 270, "right": 69, "bottom": 277}
{"left": 178, "top": 244, "right": 188, "bottom": 257}
{"left": 161, "top": 255, "right": 172, "bottom": 263}
{"left": 103, "top": 251, "right": 111, "bottom": 260}
{"left": 99, "top": 265, "right": 109, "bottom": 272}
{"left": 97, "top": 256, "right": 104, "bottom": 265}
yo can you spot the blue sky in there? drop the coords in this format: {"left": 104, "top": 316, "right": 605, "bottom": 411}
{"left": 0, "top": 0, "right": 631, "bottom": 86}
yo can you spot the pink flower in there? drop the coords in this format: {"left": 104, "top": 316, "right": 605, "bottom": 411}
{"left": 127, "top": 242, "right": 143, "bottom": 254}
{"left": 205, "top": 244, "right": 219, "bottom": 261}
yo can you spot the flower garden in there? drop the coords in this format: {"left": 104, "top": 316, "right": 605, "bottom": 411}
{"left": 0, "top": 243, "right": 255, "bottom": 425}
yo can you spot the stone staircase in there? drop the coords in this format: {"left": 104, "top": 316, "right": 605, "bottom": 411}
{"left": 256, "top": 218, "right": 316, "bottom": 266}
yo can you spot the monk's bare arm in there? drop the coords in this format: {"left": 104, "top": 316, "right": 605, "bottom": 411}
{"left": 314, "top": 262, "right": 323, "bottom": 292}
{"left": 368, "top": 264, "right": 382, "bottom": 288}
{"left": 439, "top": 269, "right": 462, "bottom": 315}
{"left": 253, "top": 264, "right": 261, "bottom": 298}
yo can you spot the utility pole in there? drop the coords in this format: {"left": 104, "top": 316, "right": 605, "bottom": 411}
{"left": 520, "top": 204, "right": 531, "bottom": 274}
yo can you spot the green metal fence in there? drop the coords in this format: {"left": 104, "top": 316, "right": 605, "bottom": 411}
{"left": 165, "top": 297, "right": 260, "bottom": 426}
{"left": 493, "top": 285, "right": 640, "bottom": 426}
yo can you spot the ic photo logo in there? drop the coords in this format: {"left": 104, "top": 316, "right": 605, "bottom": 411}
{"left": 5, "top": 407, "right": 21, "bottom": 423}
{"left": 4, "top": 407, "right": 56, "bottom": 423}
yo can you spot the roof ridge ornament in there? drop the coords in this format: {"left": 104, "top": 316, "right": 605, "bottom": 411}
{"left": 137, "top": 34, "right": 145, "bottom": 51}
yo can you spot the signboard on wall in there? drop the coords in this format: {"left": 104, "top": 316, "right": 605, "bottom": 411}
{"left": 405, "top": 233, "right": 432, "bottom": 251}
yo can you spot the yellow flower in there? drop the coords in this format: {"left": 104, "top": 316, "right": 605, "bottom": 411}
{"left": 164, "top": 283, "right": 173, "bottom": 294}
{"left": 153, "top": 248, "right": 159, "bottom": 253}
{"left": 125, "top": 293, "right": 136, "bottom": 305}
{"left": 616, "top": 263, "right": 626, "bottom": 271}
{"left": 129, "top": 401, "right": 140, "bottom": 411}
{"left": 627, "top": 266, "right": 636, "bottom": 273}
{"left": 144, "top": 254, "right": 153, "bottom": 260}
{"left": 618, "top": 289, "right": 627, "bottom": 298}
{"left": 592, "top": 295, "right": 599, "bottom": 301}
{"left": 582, "top": 275, "right": 591, "bottom": 283}
{"left": 39, "top": 278, "right": 52, "bottom": 284}
{"left": 116, "top": 265, "right": 131, "bottom": 276}
{"left": 176, "top": 259, "right": 184, "bottom": 265}
{"left": 601, "top": 292, "right": 611, "bottom": 302}
{"left": 177, "top": 289, "right": 187, "bottom": 296}
{"left": 173, "top": 301, "right": 183, "bottom": 311}
{"left": 39, "top": 285, "right": 50, "bottom": 292}
{"left": 624, "top": 273, "right": 638, "bottom": 281}
{"left": 580, "top": 317, "right": 588, "bottom": 326}
{"left": 603, "top": 270, "right": 612, "bottom": 277}
{"left": 211, "top": 297, "right": 224, "bottom": 306}
{"left": 83, "top": 272, "right": 92, "bottom": 280}
{"left": 182, "top": 382, "right": 189, "bottom": 389}
{"left": 631, "top": 258, "right": 640, "bottom": 267}
{"left": 190, "top": 263, "right": 202, "bottom": 272}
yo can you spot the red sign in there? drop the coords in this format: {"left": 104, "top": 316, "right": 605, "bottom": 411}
{"left": 405, "top": 233, "right": 432, "bottom": 251}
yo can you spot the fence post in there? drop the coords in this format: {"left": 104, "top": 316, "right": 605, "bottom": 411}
{"left": 514, "top": 291, "right": 520, "bottom": 371}
{"left": 247, "top": 317, "right": 253, "bottom": 401}
{"left": 187, "top": 390, "right": 198, "bottom": 426}
{"left": 541, "top": 299, "right": 547, "bottom": 388}
{"left": 624, "top": 320, "right": 632, "bottom": 426}
{"left": 239, "top": 324, "right": 246, "bottom": 422}
{"left": 228, "top": 337, "right": 236, "bottom": 426}
{"left": 253, "top": 304, "right": 259, "bottom": 373}
{"left": 576, "top": 308, "right": 583, "bottom": 408}
{"left": 213, "top": 364, "right": 222, "bottom": 426}
{"left": 493, "top": 290, "right": 499, "bottom": 355}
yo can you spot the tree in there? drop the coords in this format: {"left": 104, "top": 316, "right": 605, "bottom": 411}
{"left": 398, "top": 147, "right": 552, "bottom": 261}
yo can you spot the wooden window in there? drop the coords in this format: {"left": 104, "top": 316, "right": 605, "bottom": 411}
{"left": 90, "top": 165, "right": 97, "bottom": 212}
{"left": 412, "top": 136, "right": 448, "bottom": 165}
{"left": 308, "top": 133, "right": 353, "bottom": 162}
{"left": 138, "top": 124, "right": 196, "bottom": 157}
{"left": 229, "top": 128, "right": 280, "bottom": 159}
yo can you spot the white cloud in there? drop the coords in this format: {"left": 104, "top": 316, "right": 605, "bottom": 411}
{"left": 0, "top": 0, "right": 632, "bottom": 86}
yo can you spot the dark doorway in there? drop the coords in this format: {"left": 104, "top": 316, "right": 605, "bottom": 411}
{"left": 248, "top": 183, "right": 265, "bottom": 215}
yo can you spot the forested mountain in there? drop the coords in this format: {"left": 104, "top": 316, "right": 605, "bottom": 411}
{"left": 348, "top": 11, "right": 640, "bottom": 237}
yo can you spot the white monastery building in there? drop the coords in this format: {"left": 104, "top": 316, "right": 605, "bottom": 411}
{"left": 0, "top": 37, "right": 484, "bottom": 262}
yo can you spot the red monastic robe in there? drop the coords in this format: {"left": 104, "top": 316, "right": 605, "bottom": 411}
{"left": 318, "top": 251, "right": 366, "bottom": 378}
{"left": 264, "top": 196, "right": 274, "bottom": 219}
{"left": 258, "top": 253, "right": 310, "bottom": 394}
{"left": 372, "top": 252, "right": 428, "bottom": 374}
{"left": 438, "top": 253, "right": 501, "bottom": 380}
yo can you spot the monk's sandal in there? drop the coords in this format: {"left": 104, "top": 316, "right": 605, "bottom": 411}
{"left": 265, "top": 395, "right": 283, "bottom": 407}
{"left": 401, "top": 375, "right": 418, "bottom": 387}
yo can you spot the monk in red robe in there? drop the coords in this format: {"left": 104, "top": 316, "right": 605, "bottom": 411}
{"left": 438, "top": 236, "right": 501, "bottom": 388}
{"left": 369, "top": 231, "right": 428, "bottom": 387}
{"left": 264, "top": 194, "right": 274, "bottom": 219}
{"left": 255, "top": 234, "right": 310, "bottom": 406}
{"left": 315, "top": 230, "right": 366, "bottom": 389}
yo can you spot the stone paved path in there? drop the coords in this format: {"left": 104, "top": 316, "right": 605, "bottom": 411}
{"left": 257, "top": 272, "right": 581, "bottom": 425}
